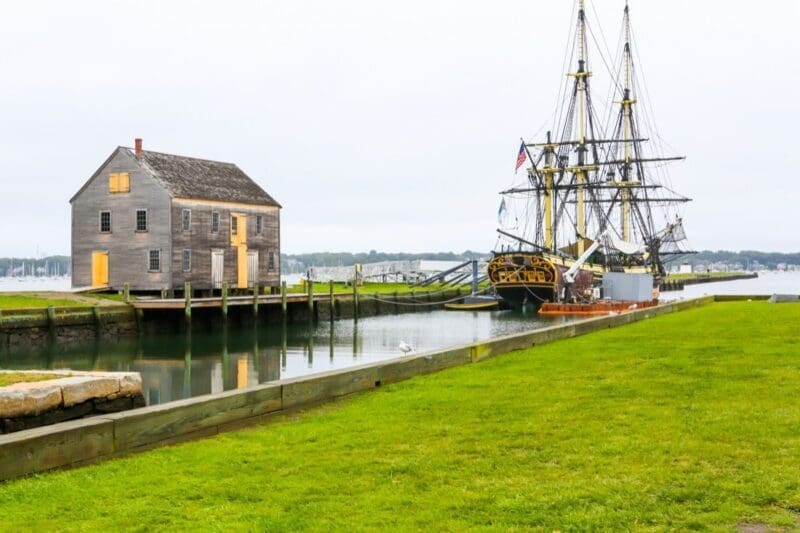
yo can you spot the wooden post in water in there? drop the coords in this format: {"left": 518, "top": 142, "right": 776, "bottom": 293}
{"left": 123, "top": 282, "right": 130, "bottom": 304}
{"left": 92, "top": 306, "right": 101, "bottom": 335}
{"left": 253, "top": 281, "right": 259, "bottom": 319}
{"left": 353, "top": 265, "right": 359, "bottom": 320}
{"left": 46, "top": 305, "right": 56, "bottom": 339}
{"left": 307, "top": 278, "right": 314, "bottom": 320}
{"left": 183, "top": 335, "right": 192, "bottom": 400}
{"left": 329, "top": 280, "right": 335, "bottom": 320}
{"left": 184, "top": 282, "right": 192, "bottom": 330}
{"left": 221, "top": 281, "right": 228, "bottom": 324}
{"left": 281, "top": 281, "right": 288, "bottom": 321}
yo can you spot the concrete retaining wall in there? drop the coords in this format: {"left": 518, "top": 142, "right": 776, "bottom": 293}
{"left": 0, "top": 295, "right": 715, "bottom": 482}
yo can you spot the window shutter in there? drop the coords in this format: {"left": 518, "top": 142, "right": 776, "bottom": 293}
{"left": 109, "top": 173, "right": 119, "bottom": 193}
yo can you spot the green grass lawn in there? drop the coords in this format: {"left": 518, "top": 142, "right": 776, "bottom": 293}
{"left": 0, "top": 372, "right": 63, "bottom": 387}
{"left": 287, "top": 280, "right": 479, "bottom": 295}
{"left": 666, "top": 271, "right": 748, "bottom": 281}
{"left": 0, "top": 292, "right": 130, "bottom": 310}
{"left": 1, "top": 302, "right": 799, "bottom": 529}
{"left": 0, "top": 294, "right": 88, "bottom": 309}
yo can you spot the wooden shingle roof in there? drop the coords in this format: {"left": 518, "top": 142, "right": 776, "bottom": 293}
{"left": 125, "top": 147, "right": 281, "bottom": 207}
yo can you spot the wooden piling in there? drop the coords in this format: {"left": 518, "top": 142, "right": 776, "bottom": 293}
{"left": 123, "top": 282, "right": 130, "bottom": 304}
{"left": 221, "top": 281, "right": 228, "bottom": 324}
{"left": 135, "top": 308, "right": 144, "bottom": 333}
{"left": 329, "top": 280, "right": 335, "bottom": 320}
{"left": 46, "top": 305, "right": 56, "bottom": 338}
{"left": 281, "top": 281, "right": 287, "bottom": 321}
{"left": 307, "top": 279, "right": 314, "bottom": 319}
{"left": 253, "top": 281, "right": 259, "bottom": 318}
{"left": 91, "top": 306, "right": 100, "bottom": 333}
{"left": 353, "top": 266, "right": 359, "bottom": 320}
{"left": 184, "top": 282, "right": 192, "bottom": 329}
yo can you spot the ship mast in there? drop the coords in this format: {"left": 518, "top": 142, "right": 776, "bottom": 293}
{"left": 543, "top": 131, "right": 555, "bottom": 251}
{"left": 571, "top": 0, "right": 590, "bottom": 255}
{"left": 620, "top": 1, "right": 635, "bottom": 242}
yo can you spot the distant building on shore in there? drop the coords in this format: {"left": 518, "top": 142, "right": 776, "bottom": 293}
{"left": 70, "top": 139, "right": 281, "bottom": 294}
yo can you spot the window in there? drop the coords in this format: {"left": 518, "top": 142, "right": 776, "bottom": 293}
{"left": 268, "top": 251, "right": 275, "bottom": 271}
{"left": 181, "top": 209, "right": 191, "bottom": 232}
{"left": 135, "top": 209, "right": 147, "bottom": 232}
{"left": 182, "top": 250, "right": 191, "bottom": 272}
{"left": 100, "top": 211, "right": 111, "bottom": 233}
{"left": 211, "top": 211, "right": 220, "bottom": 233}
{"left": 108, "top": 172, "right": 130, "bottom": 193}
{"left": 256, "top": 215, "right": 263, "bottom": 235}
{"left": 231, "top": 215, "right": 238, "bottom": 236}
{"left": 148, "top": 250, "right": 161, "bottom": 272}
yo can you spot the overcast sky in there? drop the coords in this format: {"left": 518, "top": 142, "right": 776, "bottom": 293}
{"left": 0, "top": 0, "right": 797, "bottom": 257}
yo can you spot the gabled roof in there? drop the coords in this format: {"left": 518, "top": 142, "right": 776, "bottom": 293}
{"left": 70, "top": 146, "right": 281, "bottom": 207}
{"left": 127, "top": 147, "right": 281, "bottom": 207}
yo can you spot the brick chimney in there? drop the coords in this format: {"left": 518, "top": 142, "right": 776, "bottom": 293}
{"left": 134, "top": 138, "right": 143, "bottom": 157}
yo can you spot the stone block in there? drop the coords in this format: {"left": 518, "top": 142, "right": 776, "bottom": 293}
{"left": 117, "top": 373, "right": 143, "bottom": 397}
{"left": 0, "top": 382, "right": 63, "bottom": 418}
{"left": 93, "top": 396, "right": 134, "bottom": 413}
{"left": 60, "top": 376, "right": 120, "bottom": 407}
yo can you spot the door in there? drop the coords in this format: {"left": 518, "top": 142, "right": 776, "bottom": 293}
{"left": 237, "top": 245, "right": 248, "bottom": 289}
{"left": 91, "top": 251, "right": 108, "bottom": 287}
{"left": 230, "top": 214, "right": 247, "bottom": 246}
{"left": 211, "top": 250, "right": 224, "bottom": 289}
{"left": 247, "top": 251, "right": 259, "bottom": 288}
{"left": 231, "top": 213, "right": 248, "bottom": 289}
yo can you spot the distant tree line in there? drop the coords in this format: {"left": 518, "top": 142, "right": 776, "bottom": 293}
{"left": 683, "top": 250, "right": 800, "bottom": 269}
{"left": 280, "top": 250, "right": 488, "bottom": 273}
{"left": 3, "top": 250, "right": 796, "bottom": 277}
{"left": 0, "top": 255, "right": 70, "bottom": 277}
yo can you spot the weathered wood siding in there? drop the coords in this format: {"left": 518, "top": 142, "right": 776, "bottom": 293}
{"left": 170, "top": 199, "right": 280, "bottom": 290}
{"left": 71, "top": 150, "right": 172, "bottom": 290}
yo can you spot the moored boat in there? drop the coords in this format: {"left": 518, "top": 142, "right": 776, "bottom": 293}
{"left": 489, "top": 1, "right": 693, "bottom": 310}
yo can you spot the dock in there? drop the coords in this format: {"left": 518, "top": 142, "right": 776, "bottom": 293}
{"left": 131, "top": 293, "right": 331, "bottom": 310}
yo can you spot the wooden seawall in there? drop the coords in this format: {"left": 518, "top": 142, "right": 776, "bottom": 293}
{"left": 0, "top": 295, "right": 716, "bottom": 482}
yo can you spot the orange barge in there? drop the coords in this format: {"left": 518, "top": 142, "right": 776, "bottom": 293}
{"left": 538, "top": 299, "right": 659, "bottom": 316}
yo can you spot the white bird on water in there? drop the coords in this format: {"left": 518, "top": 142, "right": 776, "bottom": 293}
{"left": 399, "top": 341, "right": 414, "bottom": 355}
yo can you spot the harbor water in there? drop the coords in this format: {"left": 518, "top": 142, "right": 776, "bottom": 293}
{"left": 1, "top": 272, "right": 796, "bottom": 407}
{"left": 0, "top": 309, "right": 569, "bottom": 407}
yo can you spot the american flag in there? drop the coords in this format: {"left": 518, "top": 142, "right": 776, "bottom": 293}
{"left": 515, "top": 142, "right": 527, "bottom": 173}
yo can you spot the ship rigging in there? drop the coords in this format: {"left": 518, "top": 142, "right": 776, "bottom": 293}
{"left": 489, "top": 0, "right": 694, "bottom": 309}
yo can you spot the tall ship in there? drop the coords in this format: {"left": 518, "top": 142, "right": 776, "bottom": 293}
{"left": 488, "top": 0, "right": 693, "bottom": 309}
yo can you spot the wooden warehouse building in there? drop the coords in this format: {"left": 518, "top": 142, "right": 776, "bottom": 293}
{"left": 70, "top": 139, "right": 281, "bottom": 294}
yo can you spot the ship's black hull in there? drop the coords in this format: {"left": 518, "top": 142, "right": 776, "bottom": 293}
{"left": 494, "top": 284, "right": 556, "bottom": 311}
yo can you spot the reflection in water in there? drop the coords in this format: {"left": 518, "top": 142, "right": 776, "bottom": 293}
{"left": 306, "top": 324, "right": 314, "bottom": 369}
{"left": 183, "top": 335, "right": 191, "bottom": 400}
{"left": 281, "top": 320, "right": 288, "bottom": 372}
{"left": 0, "top": 310, "right": 566, "bottom": 407}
